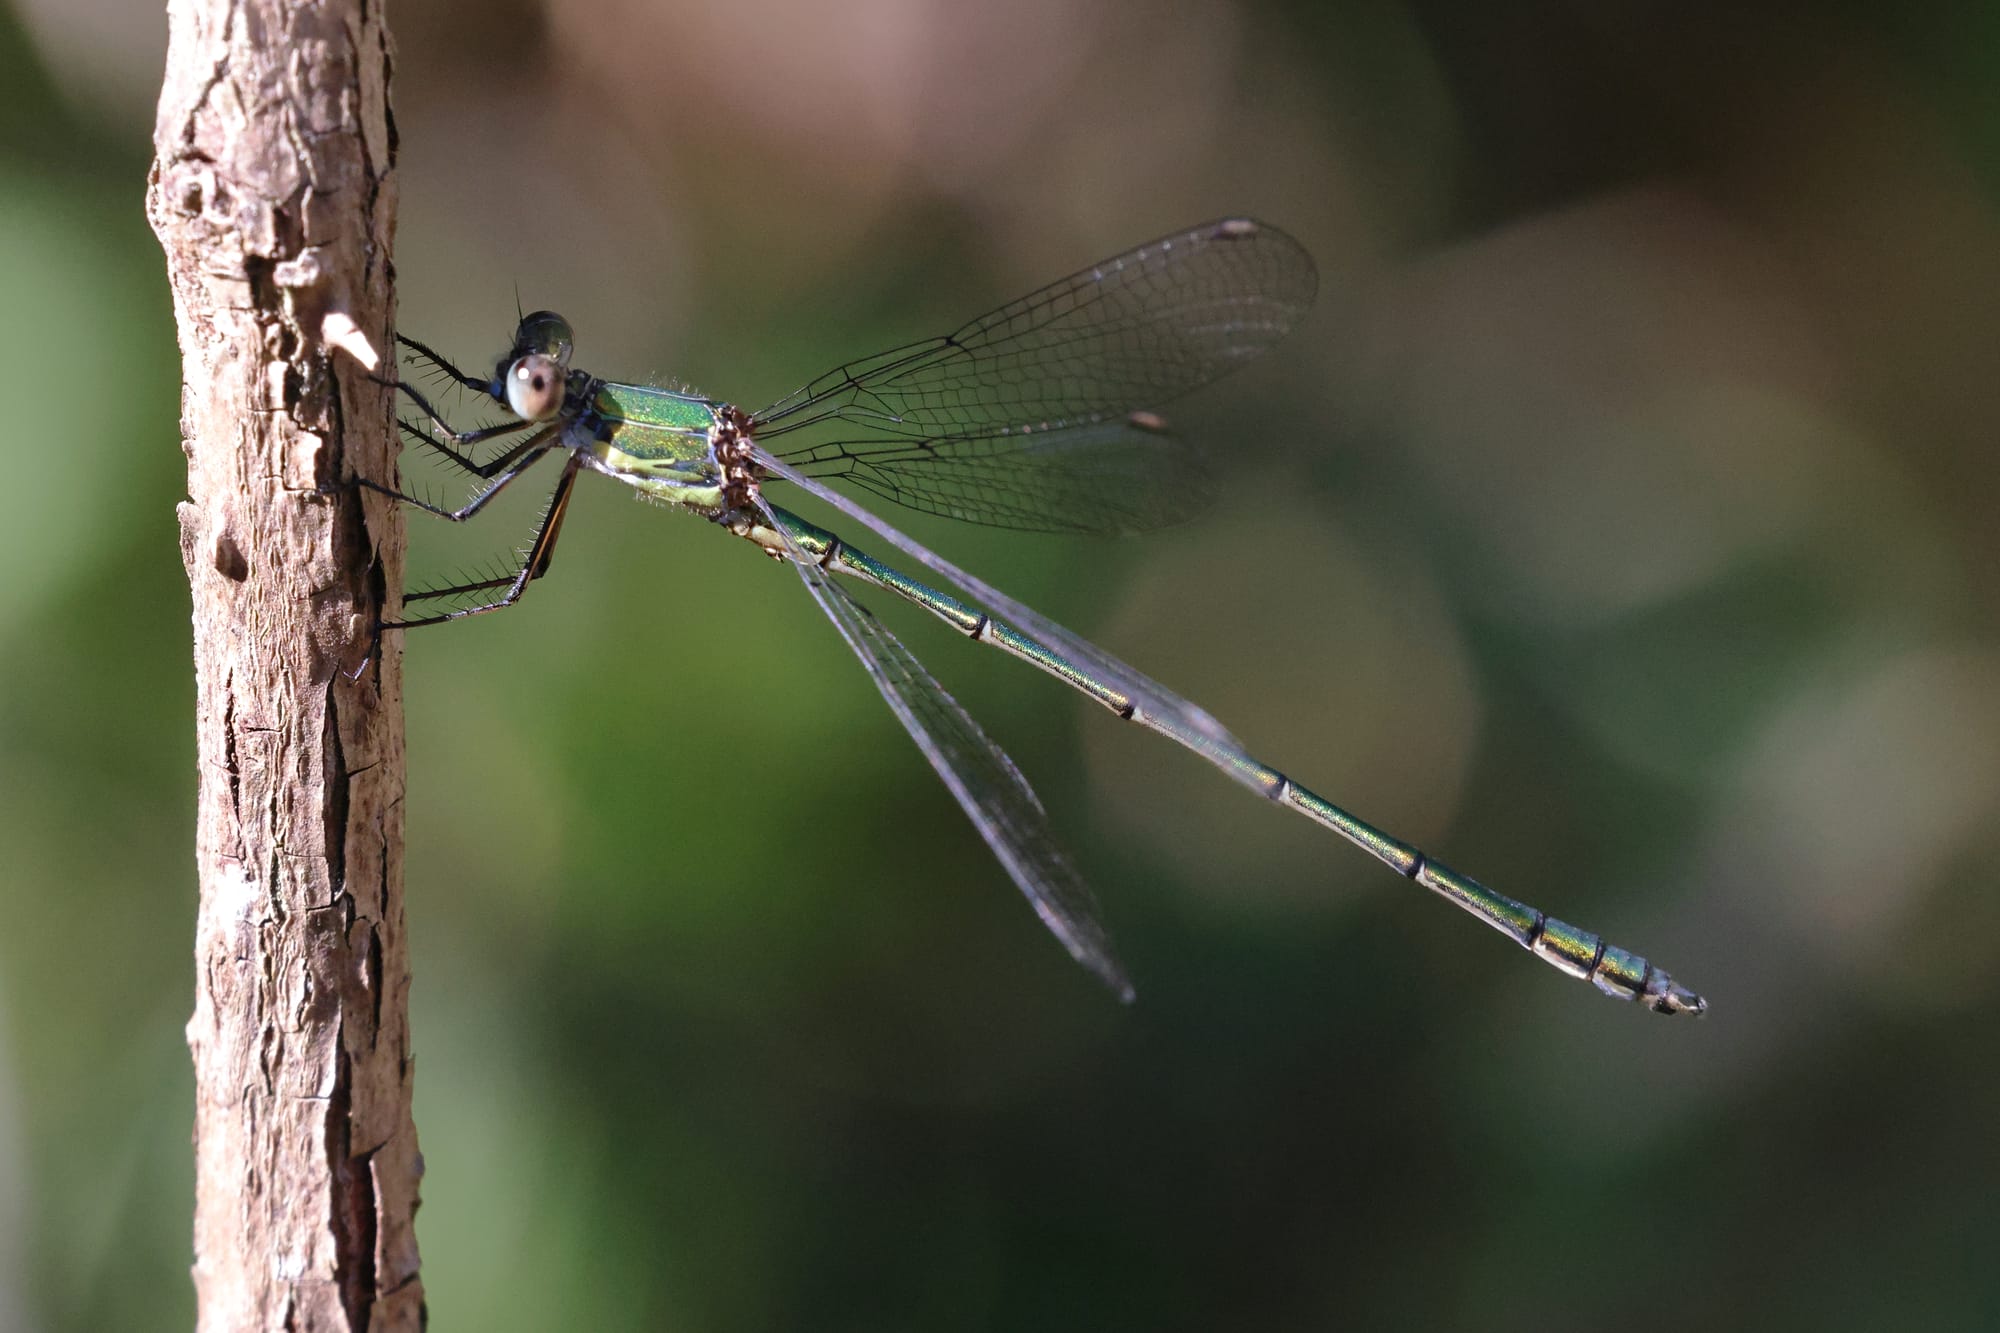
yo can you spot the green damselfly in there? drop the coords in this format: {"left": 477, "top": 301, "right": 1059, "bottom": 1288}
{"left": 377, "top": 218, "right": 1705, "bottom": 1013}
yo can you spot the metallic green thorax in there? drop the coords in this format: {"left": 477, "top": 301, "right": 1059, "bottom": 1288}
{"left": 592, "top": 381, "right": 719, "bottom": 436}
{"left": 581, "top": 382, "right": 727, "bottom": 507}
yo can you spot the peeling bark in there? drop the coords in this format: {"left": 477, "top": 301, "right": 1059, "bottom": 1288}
{"left": 147, "top": 0, "right": 420, "bottom": 1327}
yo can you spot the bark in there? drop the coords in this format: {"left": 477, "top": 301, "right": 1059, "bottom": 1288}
{"left": 147, "top": 0, "right": 420, "bottom": 1327}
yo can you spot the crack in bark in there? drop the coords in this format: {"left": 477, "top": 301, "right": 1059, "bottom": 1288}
{"left": 326, "top": 1052, "right": 379, "bottom": 1332}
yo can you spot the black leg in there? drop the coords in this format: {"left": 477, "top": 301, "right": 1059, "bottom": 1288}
{"left": 389, "top": 334, "right": 509, "bottom": 442}
{"left": 398, "top": 416, "right": 547, "bottom": 478}
{"left": 400, "top": 570, "right": 519, "bottom": 602}
{"left": 394, "top": 381, "right": 485, "bottom": 441}
{"left": 397, "top": 333, "right": 491, "bottom": 394}
{"left": 385, "top": 456, "right": 583, "bottom": 629}
{"left": 404, "top": 410, "right": 534, "bottom": 454}
{"left": 358, "top": 427, "right": 559, "bottom": 520}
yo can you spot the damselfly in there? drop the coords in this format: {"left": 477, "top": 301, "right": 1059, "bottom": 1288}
{"left": 375, "top": 218, "right": 1704, "bottom": 1014}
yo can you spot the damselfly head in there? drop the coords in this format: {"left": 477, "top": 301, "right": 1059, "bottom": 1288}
{"left": 496, "top": 310, "right": 575, "bottom": 420}
{"left": 511, "top": 310, "right": 574, "bottom": 363}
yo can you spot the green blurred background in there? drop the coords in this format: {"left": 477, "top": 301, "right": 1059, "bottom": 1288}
{"left": 6, "top": 0, "right": 2000, "bottom": 1328}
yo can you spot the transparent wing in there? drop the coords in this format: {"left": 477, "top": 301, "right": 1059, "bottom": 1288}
{"left": 779, "top": 414, "right": 1211, "bottom": 535}
{"left": 755, "top": 450, "right": 1272, "bottom": 775}
{"left": 754, "top": 495, "right": 1134, "bottom": 1000}
{"left": 750, "top": 218, "right": 1316, "bottom": 441}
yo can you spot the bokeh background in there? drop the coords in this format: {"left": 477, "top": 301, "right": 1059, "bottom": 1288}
{"left": 5, "top": 1, "right": 2000, "bottom": 1328}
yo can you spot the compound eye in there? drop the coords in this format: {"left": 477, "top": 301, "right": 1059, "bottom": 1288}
{"left": 504, "top": 353, "right": 566, "bottom": 420}
{"left": 515, "top": 310, "right": 574, "bottom": 363}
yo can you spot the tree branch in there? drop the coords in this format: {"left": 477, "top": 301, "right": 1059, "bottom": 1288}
{"left": 147, "top": 0, "right": 419, "bottom": 1327}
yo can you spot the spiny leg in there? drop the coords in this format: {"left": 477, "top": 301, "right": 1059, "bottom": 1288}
{"left": 389, "top": 455, "right": 582, "bottom": 629}
{"left": 359, "top": 426, "right": 558, "bottom": 520}
{"left": 405, "top": 412, "right": 538, "bottom": 458}
{"left": 397, "top": 415, "right": 547, "bottom": 479}
{"left": 390, "top": 333, "right": 513, "bottom": 443}
{"left": 397, "top": 332, "right": 490, "bottom": 395}
{"left": 362, "top": 335, "right": 486, "bottom": 437}
{"left": 367, "top": 430, "right": 559, "bottom": 622}
{"left": 351, "top": 333, "right": 571, "bottom": 660}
